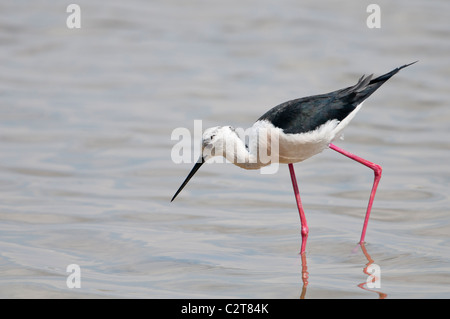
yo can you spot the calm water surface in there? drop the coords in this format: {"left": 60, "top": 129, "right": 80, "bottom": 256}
{"left": 0, "top": 0, "right": 449, "bottom": 298}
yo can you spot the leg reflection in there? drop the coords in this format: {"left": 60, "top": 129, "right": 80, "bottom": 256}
{"left": 358, "top": 243, "right": 387, "bottom": 299}
{"left": 299, "top": 253, "right": 308, "bottom": 299}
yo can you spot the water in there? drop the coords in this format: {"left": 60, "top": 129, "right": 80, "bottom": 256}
{"left": 0, "top": 0, "right": 449, "bottom": 298}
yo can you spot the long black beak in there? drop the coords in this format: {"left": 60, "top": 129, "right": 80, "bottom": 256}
{"left": 171, "top": 157, "right": 204, "bottom": 202}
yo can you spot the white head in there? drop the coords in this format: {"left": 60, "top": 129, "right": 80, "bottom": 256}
{"left": 201, "top": 126, "right": 238, "bottom": 162}
{"left": 171, "top": 125, "right": 240, "bottom": 201}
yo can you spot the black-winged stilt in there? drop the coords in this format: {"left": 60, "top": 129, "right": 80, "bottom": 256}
{"left": 171, "top": 62, "right": 416, "bottom": 254}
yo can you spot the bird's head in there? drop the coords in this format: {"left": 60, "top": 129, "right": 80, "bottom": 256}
{"left": 201, "top": 125, "right": 237, "bottom": 161}
{"left": 171, "top": 125, "right": 237, "bottom": 202}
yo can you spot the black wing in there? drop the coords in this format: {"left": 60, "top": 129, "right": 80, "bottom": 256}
{"left": 257, "top": 62, "right": 416, "bottom": 134}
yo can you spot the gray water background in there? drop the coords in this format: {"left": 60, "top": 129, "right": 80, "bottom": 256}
{"left": 0, "top": 0, "right": 449, "bottom": 298}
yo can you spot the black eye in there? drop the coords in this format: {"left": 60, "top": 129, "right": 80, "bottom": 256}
{"left": 210, "top": 134, "right": 215, "bottom": 140}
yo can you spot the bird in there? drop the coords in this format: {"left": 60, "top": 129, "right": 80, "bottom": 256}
{"left": 171, "top": 61, "right": 416, "bottom": 255}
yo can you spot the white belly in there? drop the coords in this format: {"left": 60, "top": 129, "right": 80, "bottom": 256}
{"left": 251, "top": 102, "right": 363, "bottom": 164}
{"left": 276, "top": 120, "right": 339, "bottom": 163}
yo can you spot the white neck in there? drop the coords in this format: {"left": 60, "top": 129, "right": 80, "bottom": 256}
{"left": 220, "top": 134, "right": 257, "bottom": 169}
{"left": 220, "top": 130, "right": 274, "bottom": 170}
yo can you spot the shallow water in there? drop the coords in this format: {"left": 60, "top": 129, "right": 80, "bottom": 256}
{"left": 0, "top": 0, "right": 449, "bottom": 298}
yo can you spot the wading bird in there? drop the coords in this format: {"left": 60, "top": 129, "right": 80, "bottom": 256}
{"left": 171, "top": 62, "right": 416, "bottom": 254}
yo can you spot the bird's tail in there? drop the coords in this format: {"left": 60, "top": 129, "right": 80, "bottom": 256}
{"left": 338, "top": 61, "right": 417, "bottom": 102}
{"left": 369, "top": 61, "right": 418, "bottom": 85}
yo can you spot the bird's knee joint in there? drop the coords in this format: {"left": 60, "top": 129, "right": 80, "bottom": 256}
{"left": 301, "top": 226, "right": 309, "bottom": 237}
{"left": 373, "top": 164, "right": 382, "bottom": 177}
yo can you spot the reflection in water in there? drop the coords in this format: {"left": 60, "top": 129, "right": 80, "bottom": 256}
{"left": 358, "top": 243, "right": 387, "bottom": 299}
{"left": 299, "top": 244, "right": 387, "bottom": 299}
{"left": 299, "top": 253, "right": 309, "bottom": 299}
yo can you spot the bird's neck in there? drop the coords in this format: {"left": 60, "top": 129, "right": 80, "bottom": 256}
{"left": 222, "top": 134, "right": 270, "bottom": 170}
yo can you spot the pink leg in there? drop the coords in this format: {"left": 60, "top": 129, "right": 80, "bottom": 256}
{"left": 288, "top": 163, "right": 309, "bottom": 255}
{"left": 329, "top": 143, "right": 382, "bottom": 244}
